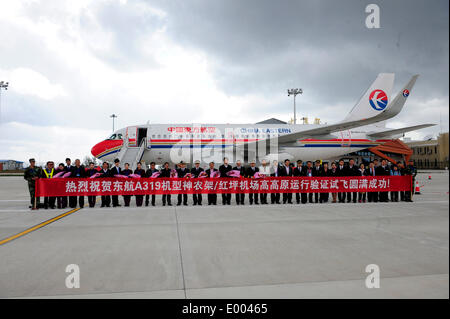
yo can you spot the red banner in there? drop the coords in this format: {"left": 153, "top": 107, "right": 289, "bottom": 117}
{"left": 35, "top": 176, "right": 412, "bottom": 197}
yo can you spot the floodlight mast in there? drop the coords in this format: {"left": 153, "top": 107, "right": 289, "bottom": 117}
{"left": 287, "top": 88, "right": 303, "bottom": 125}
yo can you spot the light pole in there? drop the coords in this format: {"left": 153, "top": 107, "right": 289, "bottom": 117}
{"left": 287, "top": 88, "right": 302, "bottom": 125}
{"left": 110, "top": 114, "right": 117, "bottom": 132}
{"left": 0, "top": 81, "right": 9, "bottom": 123}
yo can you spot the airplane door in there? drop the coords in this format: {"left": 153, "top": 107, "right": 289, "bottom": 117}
{"left": 340, "top": 130, "right": 352, "bottom": 150}
{"left": 127, "top": 126, "right": 138, "bottom": 147}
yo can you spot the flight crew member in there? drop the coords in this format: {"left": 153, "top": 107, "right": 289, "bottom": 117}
{"left": 402, "top": 162, "right": 414, "bottom": 202}
{"left": 191, "top": 160, "right": 204, "bottom": 205}
{"left": 377, "top": 159, "right": 390, "bottom": 202}
{"left": 305, "top": 161, "right": 314, "bottom": 203}
{"left": 279, "top": 159, "right": 293, "bottom": 204}
{"left": 134, "top": 162, "right": 146, "bottom": 207}
{"left": 145, "top": 162, "right": 158, "bottom": 206}
{"left": 110, "top": 158, "right": 122, "bottom": 207}
{"left": 233, "top": 160, "right": 245, "bottom": 205}
{"left": 337, "top": 159, "right": 346, "bottom": 203}
{"left": 320, "top": 162, "right": 330, "bottom": 203}
{"left": 312, "top": 160, "right": 322, "bottom": 203}
{"left": 159, "top": 162, "right": 172, "bottom": 206}
{"left": 99, "top": 162, "right": 112, "bottom": 207}
{"left": 41, "top": 161, "right": 56, "bottom": 209}
{"left": 366, "top": 161, "right": 378, "bottom": 202}
{"left": 62, "top": 157, "right": 73, "bottom": 208}
{"left": 176, "top": 161, "right": 189, "bottom": 206}
{"left": 71, "top": 159, "right": 86, "bottom": 208}
{"left": 246, "top": 160, "right": 260, "bottom": 205}
{"left": 358, "top": 163, "right": 367, "bottom": 203}
{"left": 397, "top": 161, "right": 406, "bottom": 201}
{"left": 205, "top": 162, "right": 218, "bottom": 205}
{"left": 346, "top": 158, "right": 358, "bottom": 203}
{"left": 293, "top": 160, "right": 306, "bottom": 204}
{"left": 121, "top": 163, "right": 133, "bottom": 206}
{"left": 86, "top": 162, "right": 98, "bottom": 208}
{"left": 408, "top": 161, "right": 417, "bottom": 197}
{"left": 55, "top": 163, "right": 66, "bottom": 209}
{"left": 219, "top": 157, "right": 233, "bottom": 205}
{"left": 258, "top": 159, "right": 270, "bottom": 204}
{"left": 24, "top": 158, "right": 42, "bottom": 210}
{"left": 329, "top": 162, "right": 339, "bottom": 203}
{"left": 270, "top": 160, "right": 281, "bottom": 204}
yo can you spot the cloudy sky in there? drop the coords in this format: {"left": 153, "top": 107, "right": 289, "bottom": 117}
{"left": 0, "top": 0, "right": 448, "bottom": 164}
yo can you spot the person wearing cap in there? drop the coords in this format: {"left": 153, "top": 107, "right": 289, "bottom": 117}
{"left": 134, "top": 162, "right": 146, "bottom": 207}
{"left": 24, "top": 158, "right": 42, "bottom": 210}
{"left": 245, "top": 160, "right": 259, "bottom": 205}
{"left": 41, "top": 161, "right": 57, "bottom": 209}
{"left": 110, "top": 158, "right": 122, "bottom": 207}
{"left": 279, "top": 159, "right": 293, "bottom": 204}
{"left": 205, "top": 162, "right": 218, "bottom": 205}
{"left": 312, "top": 160, "right": 323, "bottom": 203}
{"left": 233, "top": 160, "right": 246, "bottom": 205}
{"left": 336, "top": 159, "right": 347, "bottom": 203}
{"left": 159, "top": 162, "right": 172, "bottom": 206}
{"left": 219, "top": 157, "right": 232, "bottom": 205}
{"left": 145, "top": 162, "right": 159, "bottom": 206}
{"left": 191, "top": 160, "right": 204, "bottom": 205}
{"left": 176, "top": 161, "right": 189, "bottom": 206}
{"left": 293, "top": 160, "right": 306, "bottom": 204}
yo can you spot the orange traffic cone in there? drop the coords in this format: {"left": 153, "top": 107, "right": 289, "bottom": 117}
{"left": 415, "top": 180, "right": 421, "bottom": 194}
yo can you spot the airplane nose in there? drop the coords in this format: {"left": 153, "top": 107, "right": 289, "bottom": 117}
{"left": 91, "top": 140, "right": 124, "bottom": 159}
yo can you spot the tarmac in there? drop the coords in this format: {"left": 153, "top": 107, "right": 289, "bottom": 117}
{"left": 0, "top": 172, "right": 448, "bottom": 299}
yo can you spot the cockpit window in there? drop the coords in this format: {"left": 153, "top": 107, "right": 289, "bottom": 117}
{"left": 108, "top": 134, "right": 116, "bottom": 140}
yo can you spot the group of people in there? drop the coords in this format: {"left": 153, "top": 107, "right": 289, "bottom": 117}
{"left": 24, "top": 157, "right": 417, "bottom": 210}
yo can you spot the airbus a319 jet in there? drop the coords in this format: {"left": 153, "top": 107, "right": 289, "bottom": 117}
{"left": 91, "top": 74, "right": 434, "bottom": 167}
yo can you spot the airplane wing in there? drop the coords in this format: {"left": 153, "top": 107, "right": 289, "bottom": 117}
{"left": 242, "top": 74, "right": 420, "bottom": 147}
{"left": 367, "top": 124, "right": 436, "bottom": 139}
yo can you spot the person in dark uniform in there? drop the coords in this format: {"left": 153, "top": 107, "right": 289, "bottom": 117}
{"left": 346, "top": 158, "right": 358, "bottom": 203}
{"left": 397, "top": 161, "right": 406, "bottom": 201}
{"left": 99, "top": 162, "right": 111, "bottom": 207}
{"left": 246, "top": 160, "right": 259, "bottom": 205}
{"left": 320, "top": 162, "right": 330, "bottom": 203}
{"left": 270, "top": 160, "right": 281, "bottom": 204}
{"left": 402, "top": 162, "right": 414, "bottom": 202}
{"left": 329, "top": 162, "right": 339, "bottom": 203}
{"left": 293, "top": 160, "right": 306, "bottom": 204}
{"left": 357, "top": 163, "right": 367, "bottom": 203}
{"left": 219, "top": 157, "right": 232, "bottom": 205}
{"left": 408, "top": 160, "right": 417, "bottom": 198}
{"left": 377, "top": 159, "right": 390, "bottom": 202}
{"left": 336, "top": 159, "right": 346, "bottom": 203}
{"left": 366, "top": 161, "right": 378, "bottom": 203}
{"left": 305, "top": 161, "right": 314, "bottom": 203}
{"left": 176, "top": 161, "right": 189, "bottom": 206}
{"left": 233, "top": 160, "right": 245, "bottom": 205}
{"left": 145, "top": 162, "right": 158, "bottom": 206}
{"left": 55, "top": 163, "right": 65, "bottom": 209}
{"left": 62, "top": 157, "right": 73, "bottom": 208}
{"left": 389, "top": 164, "right": 401, "bottom": 202}
{"left": 279, "top": 159, "right": 293, "bottom": 204}
{"left": 24, "top": 158, "right": 42, "bottom": 210}
{"left": 312, "top": 160, "right": 322, "bottom": 203}
{"left": 191, "top": 160, "right": 204, "bottom": 206}
{"left": 86, "top": 162, "right": 98, "bottom": 208}
{"left": 159, "top": 162, "right": 172, "bottom": 206}
{"left": 205, "top": 162, "right": 218, "bottom": 205}
{"left": 120, "top": 163, "right": 132, "bottom": 206}
{"left": 71, "top": 159, "right": 86, "bottom": 208}
{"left": 134, "top": 162, "right": 146, "bottom": 207}
{"left": 110, "top": 158, "right": 122, "bottom": 207}
{"left": 41, "top": 161, "right": 56, "bottom": 209}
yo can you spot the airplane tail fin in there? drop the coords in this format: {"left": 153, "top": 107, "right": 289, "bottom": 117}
{"left": 344, "top": 73, "right": 395, "bottom": 122}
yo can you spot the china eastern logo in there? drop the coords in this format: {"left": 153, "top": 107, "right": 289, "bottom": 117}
{"left": 369, "top": 89, "right": 388, "bottom": 111}
{"left": 402, "top": 89, "right": 410, "bottom": 98}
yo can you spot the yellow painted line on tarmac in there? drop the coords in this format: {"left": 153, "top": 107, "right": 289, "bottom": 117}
{"left": 0, "top": 207, "right": 81, "bottom": 246}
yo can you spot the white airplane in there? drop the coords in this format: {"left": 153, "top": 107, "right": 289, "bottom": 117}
{"left": 91, "top": 74, "right": 435, "bottom": 168}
